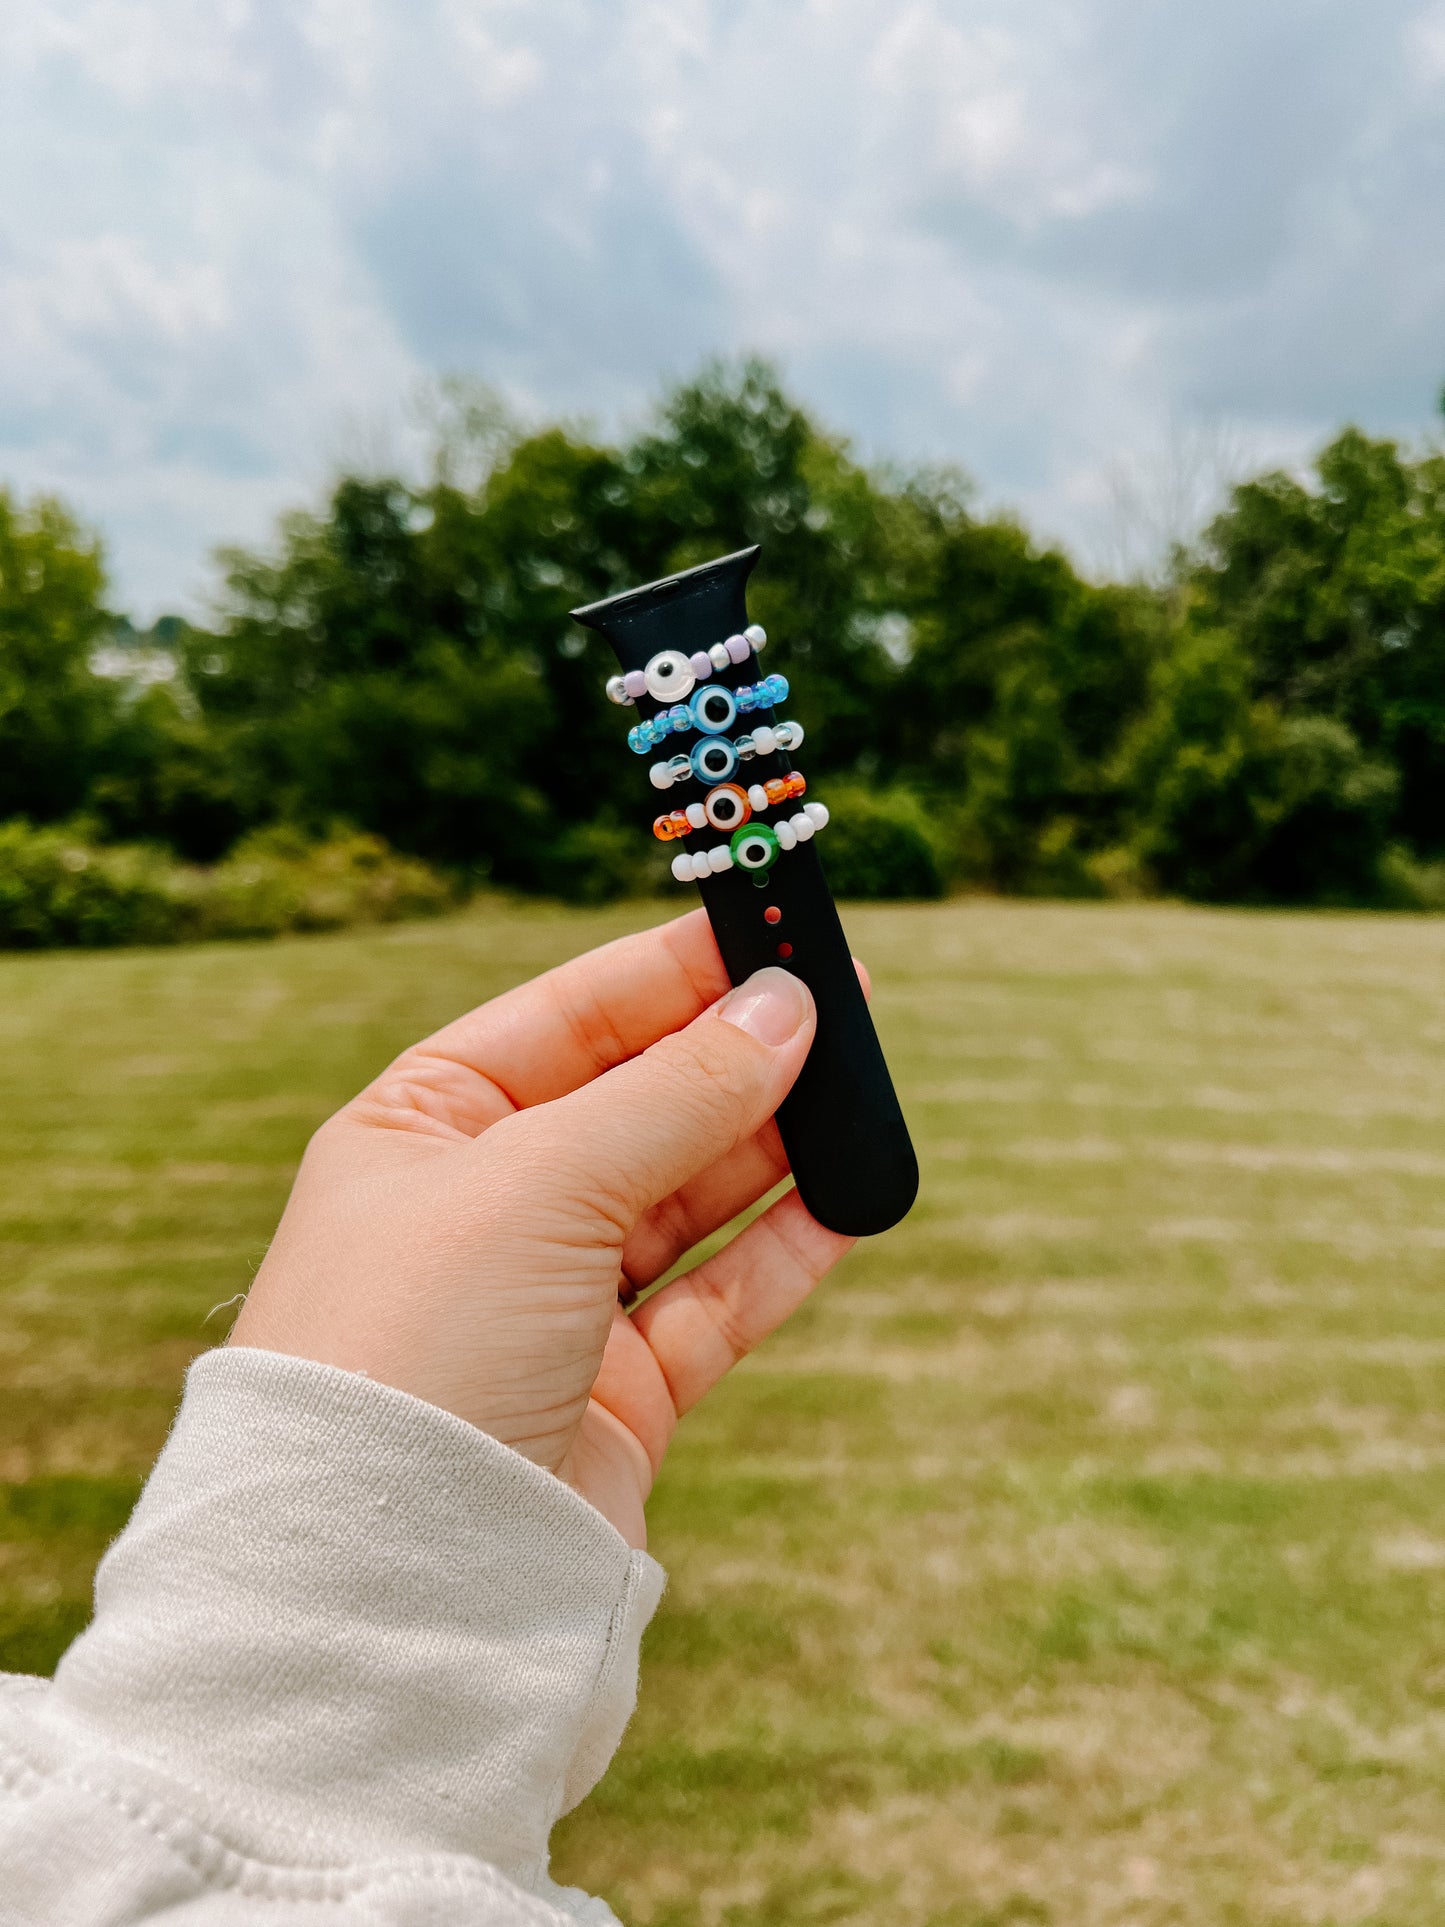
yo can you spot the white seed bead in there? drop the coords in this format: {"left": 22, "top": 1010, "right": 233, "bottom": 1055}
{"left": 649, "top": 761, "right": 672, "bottom": 790}
{"left": 792, "top": 810, "right": 814, "bottom": 841}
{"left": 752, "top": 725, "right": 777, "bottom": 757}
{"left": 803, "top": 801, "right": 829, "bottom": 830}
{"left": 708, "top": 641, "right": 731, "bottom": 671}
{"left": 707, "top": 844, "right": 732, "bottom": 872}
{"left": 774, "top": 817, "right": 797, "bottom": 852}
{"left": 606, "top": 674, "right": 633, "bottom": 706}
{"left": 690, "top": 850, "right": 712, "bottom": 881}
{"left": 744, "top": 623, "right": 767, "bottom": 652}
{"left": 685, "top": 800, "right": 707, "bottom": 830}
{"left": 747, "top": 783, "right": 769, "bottom": 812}
{"left": 671, "top": 853, "right": 692, "bottom": 882}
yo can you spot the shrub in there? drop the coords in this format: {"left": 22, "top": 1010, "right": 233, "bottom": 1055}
{"left": 0, "top": 822, "right": 457, "bottom": 950}
{"left": 812, "top": 786, "right": 946, "bottom": 899}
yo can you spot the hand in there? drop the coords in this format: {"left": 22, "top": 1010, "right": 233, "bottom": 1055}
{"left": 230, "top": 911, "right": 856, "bottom": 1546}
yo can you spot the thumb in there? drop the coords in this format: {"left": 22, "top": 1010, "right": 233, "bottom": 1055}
{"left": 517, "top": 967, "right": 816, "bottom": 1226}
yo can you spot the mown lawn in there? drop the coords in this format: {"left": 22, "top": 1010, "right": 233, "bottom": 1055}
{"left": 5, "top": 898, "right": 1445, "bottom": 1924}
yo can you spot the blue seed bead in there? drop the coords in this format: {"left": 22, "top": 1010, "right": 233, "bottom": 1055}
{"left": 667, "top": 704, "right": 690, "bottom": 735}
{"left": 764, "top": 673, "right": 789, "bottom": 705}
{"left": 628, "top": 723, "right": 648, "bottom": 754}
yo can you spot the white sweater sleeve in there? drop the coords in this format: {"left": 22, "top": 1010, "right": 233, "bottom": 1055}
{"left": 0, "top": 1347, "right": 666, "bottom": 1926}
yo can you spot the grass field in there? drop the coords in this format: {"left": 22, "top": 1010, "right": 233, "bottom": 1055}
{"left": 6, "top": 899, "right": 1445, "bottom": 1924}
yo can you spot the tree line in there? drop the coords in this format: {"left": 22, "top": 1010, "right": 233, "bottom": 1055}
{"left": 4, "top": 358, "right": 1445, "bottom": 929}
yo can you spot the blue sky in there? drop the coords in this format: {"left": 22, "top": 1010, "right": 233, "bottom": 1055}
{"left": 4, "top": 0, "right": 1445, "bottom": 615}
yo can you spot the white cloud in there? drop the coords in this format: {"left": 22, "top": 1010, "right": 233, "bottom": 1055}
{"left": 1, "top": 0, "right": 1443, "bottom": 613}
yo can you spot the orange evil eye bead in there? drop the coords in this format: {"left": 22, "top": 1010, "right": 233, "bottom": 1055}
{"left": 703, "top": 783, "right": 751, "bottom": 832}
{"left": 652, "top": 809, "right": 692, "bottom": 842}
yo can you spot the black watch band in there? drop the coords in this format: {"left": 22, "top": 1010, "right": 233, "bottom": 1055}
{"left": 571, "top": 545, "right": 918, "bottom": 1238}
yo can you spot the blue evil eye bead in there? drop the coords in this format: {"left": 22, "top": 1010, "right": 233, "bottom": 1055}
{"left": 774, "top": 719, "right": 804, "bottom": 751}
{"left": 704, "top": 782, "right": 751, "bottom": 832}
{"left": 725, "top": 633, "right": 751, "bottom": 666}
{"left": 644, "top": 650, "right": 695, "bottom": 704}
{"left": 708, "top": 641, "right": 731, "bottom": 672}
{"left": 744, "top": 623, "right": 767, "bottom": 653}
{"left": 731, "top": 823, "right": 780, "bottom": 873}
{"left": 690, "top": 735, "right": 738, "bottom": 784}
{"left": 605, "top": 674, "right": 634, "bottom": 706}
{"left": 691, "top": 683, "right": 738, "bottom": 734}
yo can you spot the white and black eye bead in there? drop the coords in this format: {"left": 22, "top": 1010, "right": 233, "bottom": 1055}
{"left": 690, "top": 735, "right": 738, "bottom": 783}
{"left": 690, "top": 684, "right": 738, "bottom": 735}
{"left": 730, "top": 824, "right": 780, "bottom": 873}
{"left": 704, "top": 783, "right": 751, "bottom": 832}
{"left": 644, "top": 649, "right": 696, "bottom": 704}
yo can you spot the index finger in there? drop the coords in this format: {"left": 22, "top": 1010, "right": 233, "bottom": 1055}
{"left": 398, "top": 907, "right": 730, "bottom": 1112}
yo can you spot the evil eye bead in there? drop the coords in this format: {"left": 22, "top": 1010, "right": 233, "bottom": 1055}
{"left": 774, "top": 719, "right": 804, "bottom": 751}
{"left": 644, "top": 650, "right": 696, "bottom": 704}
{"left": 691, "top": 736, "right": 738, "bottom": 783}
{"left": 725, "top": 633, "right": 751, "bottom": 666}
{"left": 744, "top": 623, "right": 767, "bottom": 652}
{"left": 704, "top": 782, "right": 751, "bottom": 832}
{"left": 708, "top": 641, "right": 731, "bottom": 672}
{"left": 606, "top": 674, "right": 633, "bottom": 706}
{"left": 689, "top": 651, "right": 713, "bottom": 680}
{"left": 731, "top": 824, "right": 780, "bottom": 873}
{"left": 691, "top": 684, "right": 738, "bottom": 734}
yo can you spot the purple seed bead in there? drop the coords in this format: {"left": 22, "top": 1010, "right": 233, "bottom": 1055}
{"left": 726, "top": 633, "right": 750, "bottom": 666}
{"left": 623, "top": 669, "right": 647, "bottom": 701}
{"left": 689, "top": 651, "right": 713, "bottom": 679}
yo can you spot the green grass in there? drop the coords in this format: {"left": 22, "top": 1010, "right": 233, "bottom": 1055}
{"left": 7, "top": 897, "right": 1445, "bottom": 1922}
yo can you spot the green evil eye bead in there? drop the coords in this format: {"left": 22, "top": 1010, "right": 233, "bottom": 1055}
{"left": 690, "top": 735, "right": 738, "bottom": 783}
{"left": 691, "top": 683, "right": 738, "bottom": 735}
{"left": 730, "top": 823, "right": 780, "bottom": 874}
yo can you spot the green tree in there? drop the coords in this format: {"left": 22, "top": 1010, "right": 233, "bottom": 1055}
{"left": 1190, "top": 428, "right": 1445, "bottom": 857}
{"left": 0, "top": 492, "right": 115, "bottom": 824}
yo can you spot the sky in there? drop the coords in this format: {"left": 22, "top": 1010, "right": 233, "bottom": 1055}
{"left": 3, "top": 0, "right": 1445, "bottom": 617}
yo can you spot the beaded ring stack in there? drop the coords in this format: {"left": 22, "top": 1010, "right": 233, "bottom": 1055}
{"left": 603, "top": 624, "right": 828, "bottom": 884}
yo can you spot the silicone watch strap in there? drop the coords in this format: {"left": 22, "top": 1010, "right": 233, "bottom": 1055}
{"left": 571, "top": 545, "right": 919, "bottom": 1237}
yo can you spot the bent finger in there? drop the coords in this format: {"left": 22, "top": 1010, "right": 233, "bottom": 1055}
{"left": 628, "top": 1189, "right": 854, "bottom": 1417}
{"left": 621, "top": 1119, "right": 789, "bottom": 1295}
